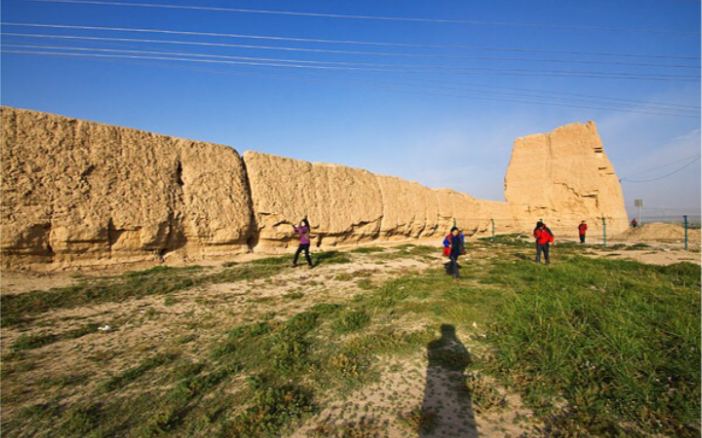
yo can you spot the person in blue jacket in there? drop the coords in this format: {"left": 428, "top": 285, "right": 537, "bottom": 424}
{"left": 443, "top": 227, "right": 465, "bottom": 280}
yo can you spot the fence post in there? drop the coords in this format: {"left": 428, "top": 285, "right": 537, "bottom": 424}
{"left": 684, "top": 215, "right": 688, "bottom": 251}
{"left": 453, "top": 218, "right": 456, "bottom": 228}
{"left": 602, "top": 217, "right": 607, "bottom": 248}
{"left": 491, "top": 219, "right": 495, "bottom": 241}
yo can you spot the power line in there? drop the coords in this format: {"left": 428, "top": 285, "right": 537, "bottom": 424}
{"left": 17, "top": 0, "right": 701, "bottom": 35}
{"left": 622, "top": 155, "right": 701, "bottom": 183}
{"left": 5, "top": 43, "right": 700, "bottom": 84}
{"left": 12, "top": 42, "right": 697, "bottom": 115}
{"left": 3, "top": 32, "right": 699, "bottom": 71}
{"left": 4, "top": 22, "right": 700, "bottom": 62}
{"left": 4, "top": 49, "right": 698, "bottom": 118}
{"left": 620, "top": 153, "right": 702, "bottom": 180}
{"left": 61, "top": 46, "right": 700, "bottom": 113}
{"left": 4, "top": 34, "right": 698, "bottom": 111}
{"left": 3, "top": 47, "right": 699, "bottom": 81}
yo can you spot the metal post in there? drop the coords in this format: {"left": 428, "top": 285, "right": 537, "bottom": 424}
{"left": 684, "top": 215, "right": 688, "bottom": 251}
{"left": 453, "top": 218, "right": 456, "bottom": 228}
{"left": 602, "top": 217, "right": 607, "bottom": 248}
{"left": 491, "top": 219, "right": 495, "bottom": 241}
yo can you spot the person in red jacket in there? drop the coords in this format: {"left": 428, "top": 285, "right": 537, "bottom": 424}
{"left": 578, "top": 220, "right": 588, "bottom": 244}
{"left": 534, "top": 222, "right": 554, "bottom": 265}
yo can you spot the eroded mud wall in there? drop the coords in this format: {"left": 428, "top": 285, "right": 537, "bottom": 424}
{"left": 1, "top": 108, "right": 628, "bottom": 269}
{"left": 504, "top": 121, "right": 628, "bottom": 235}
{"left": 1, "top": 107, "right": 253, "bottom": 268}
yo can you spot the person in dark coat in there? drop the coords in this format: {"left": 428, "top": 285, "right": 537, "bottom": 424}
{"left": 443, "top": 227, "right": 465, "bottom": 280}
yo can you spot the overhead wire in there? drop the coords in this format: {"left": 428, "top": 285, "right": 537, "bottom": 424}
{"left": 619, "top": 153, "right": 702, "bottom": 180}
{"left": 4, "top": 33, "right": 698, "bottom": 111}
{"left": 3, "top": 47, "right": 699, "bottom": 81}
{"left": 17, "top": 0, "right": 701, "bottom": 35}
{"left": 56, "top": 48, "right": 699, "bottom": 114}
{"left": 3, "top": 48, "right": 698, "bottom": 118}
{"left": 7, "top": 42, "right": 698, "bottom": 115}
{"left": 622, "top": 156, "right": 701, "bottom": 183}
{"left": 3, "top": 32, "right": 699, "bottom": 70}
{"left": 3, "top": 43, "right": 699, "bottom": 82}
{"left": 2, "top": 23, "right": 700, "bottom": 62}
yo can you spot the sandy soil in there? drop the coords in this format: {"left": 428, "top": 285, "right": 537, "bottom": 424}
{"left": 2, "top": 236, "right": 696, "bottom": 437}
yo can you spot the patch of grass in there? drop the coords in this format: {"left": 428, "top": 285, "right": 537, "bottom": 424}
{"left": 485, "top": 257, "right": 701, "bottom": 436}
{"left": 626, "top": 243, "right": 652, "bottom": 250}
{"left": 350, "top": 247, "right": 385, "bottom": 254}
{"left": 314, "top": 251, "right": 352, "bottom": 265}
{"left": 356, "top": 279, "right": 373, "bottom": 290}
{"left": 334, "top": 273, "right": 354, "bottom": 282}
{"left": 251, "top": 256, "right": 289, "bottom": 266}
{"left": 60, "top": 402, "right": 102, "bottom": 437}
{"left": 2, "top": 261, "right": 295, "bottom": 327}
{"left": 479, "top": 233, "right": 530, "bottom": 247}
{"left": 223, "top": 384, "right": 316, "bottom": 437}
{"left": 464, "top": 373, "right": 507, "bottom": 413}
{"left": 602, "top": 243, "right": 627, "bottom": 251}
{"left": 309, "top": 303, "right": 344, "bottom": 315}
{"left": 2, "top": 266, "right": 204, "bottom": 327}
{"left": 310, "top": 416, "right": 383, "bottom": 438}
{"left": 163, "top": 296, "right": 179, "bottom": 306}
{"left": 11, "top": 332, "right": 60, "bottom": 350}
{"left": 101, "top": 351, "right": 179, "bottom": 392}
{"left": 283, "top": 292, "right": 305, "bottom": 300}
{"left": 39, "top": 373, "right": 91, "bottom": 388}
{"left": 331, "top": 310, "right": 371, "bottom": 334}
{"left": 399, "top": 407, "right": 437, "bottom": 434}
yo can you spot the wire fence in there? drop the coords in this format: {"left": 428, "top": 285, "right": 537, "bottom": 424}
{"left": 473, "top": 214, "right": 699, "bottom": 251}
{"left": 635, "top": 215, "right": 701, "bottom": 229}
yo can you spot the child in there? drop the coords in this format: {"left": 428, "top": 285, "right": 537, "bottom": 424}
{"left": 292, "top": 218, "right": 313, "bottom": 268}
{"left": 443, "top": 227, "right": 465, "bottom": 280}
{"left": 578, "top": 220, "right": 587, "bottom": 244}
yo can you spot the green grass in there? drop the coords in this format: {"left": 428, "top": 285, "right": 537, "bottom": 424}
{"left": 484, "top": 257, "right": 701, "bottom": 436}
{"left": 11, "top": 323, "right": 100, "bottom": 351}
{"left": 101, "top": 352, "right": 180, "bottom": 392}
{"left": 331, "top": 310, "right": 371, "bottom": 334}
{"left": 626, "top": 243, "right": 652, "bottom": 250}
{"left": 314, "top": 251, "right": 352, "bottom": 265}
{"left": 2, "top": 241, "right": 699, "bottom": 438}
{"left": 349, "top": 246, "right": 385, "bottom": 254}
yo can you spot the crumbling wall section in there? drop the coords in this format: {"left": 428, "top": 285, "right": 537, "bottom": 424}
{"left": 1, "top": 107, "right": 253, "bottom": 269}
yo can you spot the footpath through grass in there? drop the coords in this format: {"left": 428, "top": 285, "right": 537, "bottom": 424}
{"left": 1, "top": 242, "right": 700, "bottom": 437}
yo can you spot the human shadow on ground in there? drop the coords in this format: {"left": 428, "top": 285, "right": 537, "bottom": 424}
{"left": 443, "top": 262, "right": 462, "bottom": 277}
{"left": 512, "top": 253, "right": 532, "bottom": 261}
{"left": 420, "top": 324, "right": 478, "bottom": 438}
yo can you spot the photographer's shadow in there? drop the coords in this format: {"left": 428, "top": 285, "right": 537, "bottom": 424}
{"left": 420, "top": 324, "right": 478, "bottom": 437}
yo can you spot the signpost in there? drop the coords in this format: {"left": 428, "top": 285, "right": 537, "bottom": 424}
{"left": 634, "top": 199, "right": 643, "bottom": 225}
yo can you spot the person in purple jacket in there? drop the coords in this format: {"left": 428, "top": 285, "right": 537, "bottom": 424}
{"left": 292, "top": 218, "right": 313, "bottom": 268}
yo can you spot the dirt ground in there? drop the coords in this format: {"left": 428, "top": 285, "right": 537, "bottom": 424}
{"left": 1, "top": 233, "right": 698, "bottom": 438}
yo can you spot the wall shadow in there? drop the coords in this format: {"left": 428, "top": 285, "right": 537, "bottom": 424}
{"left": 420, "top": 324, "right": 478, "bottom": 437}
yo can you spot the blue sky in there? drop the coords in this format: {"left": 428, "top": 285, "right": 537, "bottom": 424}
{"left": 2, "top": 0, "right": 700, "bottom": 218}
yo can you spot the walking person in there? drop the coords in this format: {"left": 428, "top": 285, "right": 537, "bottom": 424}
{"left": 534, "top": 222, "right": 554, "bottom": 265}
{"left": 292, "top": 218, "right": 313, "bottom": 268}
{"left": 578, "top": 220, "right": 588, "bottom": 244}
{"left": 533, "top": 219, "right": 544, "bottom": 251}
{"left": 443, "top": 227, "right": 465, "bottom": 280}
